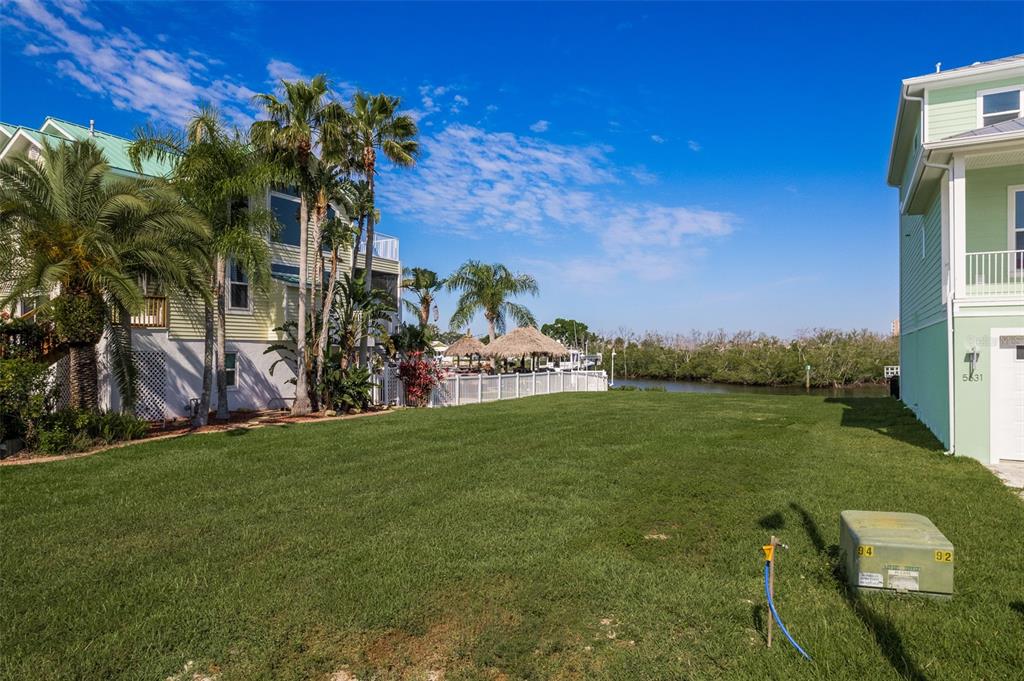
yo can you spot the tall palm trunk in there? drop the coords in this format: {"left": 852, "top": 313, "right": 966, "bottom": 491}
{"left": 316, "top": 244, "right": 341, "bottom": 408}
{"left": 292, "top": 194, "right": 312, "bottom": 415}
{"left": 195, "top": 292, "right": 215, "bottom": 427}
{"left": 69, "top": 343, "right": 99, "bottom": 410}
{"left": 486, "top": 314, "right": 498, "bottom": 370}
{"left": 359, "top": 149, "right": 376, "bottom": 368}
{"left": 215, "top": 254, "right": 230, "bottom": 421}
{"left": 351, "top": 215, "right": 364, "bottom": 277}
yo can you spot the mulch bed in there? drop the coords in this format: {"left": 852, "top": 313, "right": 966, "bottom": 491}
{"left": 0, "top": 407, "right": 397, "bottom": 466}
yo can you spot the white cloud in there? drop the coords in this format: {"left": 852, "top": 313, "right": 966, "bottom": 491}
{"left": 650, "top": 134, "right": 665, "bottom": 144}
{"left": 5, "top": 0, "right": 257, "bottom": 127}
{"left": 380, "top": 124, "right": 735, "bottom": 282}
{"left": 406, "top": 83, "right": 467, "bottom": 122}
{"left": 266, "top": 59, "right": 309, "bottom": 84}
{"left": 530, "top": 119, "right": 550, "bottom": 133}
{"left": 688, "top": 139, "right": 702, "bottom": 152}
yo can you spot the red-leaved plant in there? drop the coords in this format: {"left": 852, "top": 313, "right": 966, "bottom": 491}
{"left": 397, "top": 352, "right": 446, "bottom": 407}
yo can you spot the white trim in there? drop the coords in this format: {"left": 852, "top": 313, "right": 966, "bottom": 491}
{"left": 39, "top": 119, "right": 76, "bottom": 141}
{"left": 954, "top": 303, "right": 1024, "bottom": 316}
{"left": 0, "top": 129, "right": 42, "bottom": 163}
{"left": 990, "top": 326, "right": 1024, "bottom": 463}
{"left": 223, "top": 350, "right": 240, "bottom": 391}
{"left": 226, "top": 258, "right": 252, "bottom": 313}
{"left": 1009, "top": 184, "right": 1024, "bottom": 251}
{"left": 951, "top": 156, "right": 967, "bottom": 299}
{"left": 975, "top": 85, "right": 1023, "bottom": 129}
{"left": 903, "top": 58, "right": 1024, "bottom": 87}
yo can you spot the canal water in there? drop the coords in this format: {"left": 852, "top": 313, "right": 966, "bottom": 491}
{"left": 612, "top": 378, "right": 888, "bottom": 398}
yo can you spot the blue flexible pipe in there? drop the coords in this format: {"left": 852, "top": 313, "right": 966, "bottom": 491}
{"left": 764, "top": 561, "right": 813, "bottom": 661}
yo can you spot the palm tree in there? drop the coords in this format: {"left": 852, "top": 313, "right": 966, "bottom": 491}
{"left": 401, "top": 267, "right": 444, "bottom": 328}
{"left": 348, "top": 91, "right": 418, "bottom": 365}
{"left": 312, "top": 176, "right": 357, "bottom": 403}
{"left": 130, "top": 108, "right": 276, "bottom": 424}
{"left": 251, "top": 75, "right": 348, "bottom": 415}
{"left": 0, "top": 138, "right": 208, "bottom": 410}
{"left": 446, "top": 261, "right": 539, "bottom": 342}
{"left": 332, "top": 272, "right": 397, "bottom": 371}
{"left": 347, "top": 179, "right": 374, "bottom": 276}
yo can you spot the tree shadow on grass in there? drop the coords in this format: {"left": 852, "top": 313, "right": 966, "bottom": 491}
{"left": 789, "top": 503, "right": 929, "bottom": 681}
{"left": 1011, "top": 602, "right": 1024, "bottom": 622}
{"left": 823, "top": 398, "right": 945, "bottom": 452}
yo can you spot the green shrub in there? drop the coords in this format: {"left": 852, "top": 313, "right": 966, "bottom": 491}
{"left": 324, "top": 366, "right": 375, "bottom": 413}
{"left": 0, "top": 358, "right": 52, "bottom": 442}
{"left": 33, "top": 409, "right": 149, "bottom": 455}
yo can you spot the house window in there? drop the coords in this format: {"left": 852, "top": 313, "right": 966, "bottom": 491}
{"left": 228, "top": 260, "right": 249, "bottom": 310}
{"left": 224, "top": 352, "right": 238, "bottom": 387}
{"left": 979, "top": 88, "right": 1021, "bottom": 127}
{"left": 269, "top": 190, "right": 301, "bottom": 246}
{"left": 17, "top": 297, "right": 35, "bottom": 316}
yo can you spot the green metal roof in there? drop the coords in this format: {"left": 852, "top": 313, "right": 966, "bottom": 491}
{"left": 2, "top": 118, "right": 177, "bottom": 179}
{"left": 40, "top": 117, "right": 177, "bottom": 178}
{"left": 43, "top": 118, "right": 177, "bottom": 178}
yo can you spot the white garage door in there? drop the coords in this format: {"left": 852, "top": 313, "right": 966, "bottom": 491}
{"left": 991, "top": 334, "right": 1024, "bottom": 462}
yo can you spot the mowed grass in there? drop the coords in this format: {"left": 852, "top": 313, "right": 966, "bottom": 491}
{"left": 2, "top": 393, "right": 1023, "bottom": 681}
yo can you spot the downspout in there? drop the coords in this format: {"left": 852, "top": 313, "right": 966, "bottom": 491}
{"left": 902, "top": 86, "right": 956, "bottom": 455}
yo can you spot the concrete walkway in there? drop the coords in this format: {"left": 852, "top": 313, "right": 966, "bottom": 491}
{"left": 987, "top": 462, "right": 1024, "bottom": 499}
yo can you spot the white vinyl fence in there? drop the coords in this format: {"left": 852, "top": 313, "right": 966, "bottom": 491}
{"left": 372, "top": 368, "right": 608, "bottom": 408}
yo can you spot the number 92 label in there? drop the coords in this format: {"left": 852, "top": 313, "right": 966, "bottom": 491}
{"left": 934, "top": 550, "right": 953, "bottom": 563}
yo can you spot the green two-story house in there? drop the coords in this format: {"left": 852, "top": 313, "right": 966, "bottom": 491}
{"left": 888, "top": 54, "right": 1023, "bottom": 465}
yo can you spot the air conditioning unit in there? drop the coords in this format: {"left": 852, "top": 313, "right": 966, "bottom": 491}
{"left": 840, "top": 510, "right": 954, "bottom": 598}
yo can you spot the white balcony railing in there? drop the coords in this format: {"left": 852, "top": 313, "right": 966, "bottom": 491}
{"left": 360, "top": 233, "right": 399, "bottom": 261}
{"left": 963, "top": 250, "right": 1024, "bottom": 298}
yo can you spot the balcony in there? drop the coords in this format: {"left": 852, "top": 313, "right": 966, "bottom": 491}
{"left": 360, "top": 233, "right": 399, "bottom": 262}
{"left": 130, "top": 296, "right": 168, "bottom": 328}
{"left": 963, "top": 250, "right": 1024, "bottom": 299}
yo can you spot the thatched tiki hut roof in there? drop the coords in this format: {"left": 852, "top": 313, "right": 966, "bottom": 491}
{"left": 443, "top": 334, "right": 486, "bottom": 358}
{"left": 483, "top": 326, "right": 569, "bottom": 359}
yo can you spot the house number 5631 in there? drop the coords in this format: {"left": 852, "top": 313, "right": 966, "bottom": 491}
{"left": 961, "top": 373, "right": 983, "bottom": 382}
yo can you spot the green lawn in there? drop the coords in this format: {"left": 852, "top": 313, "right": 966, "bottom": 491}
{"left": 2, "top": 393, "right": 1023, "bottom": 680}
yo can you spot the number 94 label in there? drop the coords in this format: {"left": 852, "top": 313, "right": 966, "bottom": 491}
{"left": 857, "top": 545, "right": 874, "bottom": 557}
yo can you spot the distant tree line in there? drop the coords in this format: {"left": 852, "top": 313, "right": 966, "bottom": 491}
{"left": 594, "top": 329, "right": 898, "bottom": 388}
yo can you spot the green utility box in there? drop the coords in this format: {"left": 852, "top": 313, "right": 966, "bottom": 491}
{"left": 839, "top": 510, "right": 954, "bottom": 598}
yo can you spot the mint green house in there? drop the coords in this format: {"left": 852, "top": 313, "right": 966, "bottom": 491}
{"left": 888, "top": 55, "right": 1024, "bottom": 465}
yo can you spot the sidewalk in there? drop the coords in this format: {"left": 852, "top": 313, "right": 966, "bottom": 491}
{"left": 987, "top": 461, "right": 1024, "bottom": 499}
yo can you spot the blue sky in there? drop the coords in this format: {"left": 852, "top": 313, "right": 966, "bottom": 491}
{"left": 2, "top": 1, "right": 1022, "bottom": 338}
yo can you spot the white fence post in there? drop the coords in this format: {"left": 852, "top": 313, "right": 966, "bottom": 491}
{"left": 417, "top": 369, "right": 607, "bottom": 408}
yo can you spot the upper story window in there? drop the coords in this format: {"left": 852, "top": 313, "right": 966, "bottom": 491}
{"left": 269, "top": 190, "right": 301, "bottom": 246}
{"left": 979, "top": 87, "right": 1022, "bottom": 127}
{"left": 268, "top": 188, "right": 338, "bottom": 249}
{"left": 228, "top": 259, "right": 249, "bottom": 311}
